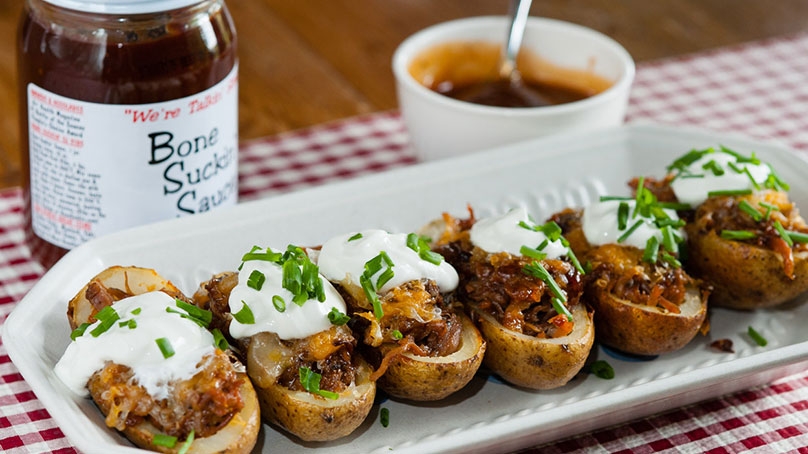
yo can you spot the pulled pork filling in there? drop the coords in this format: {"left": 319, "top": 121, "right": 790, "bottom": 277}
{"left": 433, "top": 211, "right": 584, "bottom": 339}
{"left": 342, "top": 278, "right": 463, "bottom": 381}
{"left": 87, "top": 351, "right": 244, "bottom": 439}
{"left": 633, "top": 176, "right": 808, "bottom": 278}
{"left": 194, "top": 272, "right": 361, "bottom": 394}
{"left": 83, "top": 284, "right": 245, "bottom": 439}
{"left": 550, "top": 208, "right": 693, "bottom": 314}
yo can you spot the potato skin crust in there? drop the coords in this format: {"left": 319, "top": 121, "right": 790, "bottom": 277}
{"left": 247, "top": 332, "right": 376, "bottom": 442}
{"left": 376, "top": 313, "right": 486, "bottom": 401}
{"left": 66, "top": 266, "right": 260, "bottom": 454}
{"left": 685, "top": 227, "right": 808, "bottom": 309}
{"left": 589, "top": 288, "right": 707, "bottom": 355}
{"left": 471, "top": 304, "right": 594, "bottom": 390}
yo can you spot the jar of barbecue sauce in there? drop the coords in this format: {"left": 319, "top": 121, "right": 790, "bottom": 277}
{"left": 17, "top": 0, "right": 238, "bottom": 268}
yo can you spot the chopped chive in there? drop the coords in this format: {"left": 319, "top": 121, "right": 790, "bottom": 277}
{"left": 90, "top": 306, "right": 120, "bottom": 338}
{"left": 391, "top": 329, "right": 403, "bottom": 340}
{"left": 360, "top": 274, "right": 384, "bottom": 319}
{"left": 299, "top": 366, "right": 340, "bottom": 400}
{"left": 155, "top": 337, "right": 175, "bottom": 359}
{"left": 130, "top": 307, "right": 142, "bottom": 315}
{"left": 118, "top": 319, "right": 137, "bottom": 329}
{"left": 348, "top": 232, "right": 363, "bottom": 242}
{"left": 327, "top": 307, "right": 350, "bottom": 325}
{"left": 175, "top": 299, "right": 212, "bottom": 327}
{"left": 70, "top": 322, "right": 91, "bottom": 341}
{"left": 212, "top": 328, "right": 229, "bottom": 351}
{"left": 520, "top": 245, "right": 548, "bottom": 261}
{"left": 241, "top": 246, "right": 282, "bottom": 263}
{"left": 727, "top": 161, "right": 744, "bottom": 174}
{"left": 759, "top": 201, "right": 779, "bottom": 220}
{"left": 661, "top": 225, "right": 678, "bottom": 252}
{"left": 523, "top": 262, "right": 565, "bottom": 302}
{"left": 764, "top": 164, "right": 790, "bottom": 191}
{"left": 152, "top": 433, "right": 177, "bottom": 448}
{"left": 617, "top": 220, "right": 644, "bottom": 244}
{"left": 589, "top": 360, "right": 615, "bottom": 379}
{"left": 660, "top": 250, "right": 682, "bottom": 268}
{"left": 742, "top": 166, "right": 761, "bottom": 190}
{"left": 376, "top": 267, "right": 395, "bottom": 290}
{"left": 702, "top": 159, "right": 725, "bottom": 176}
{"left": 380, "top": 407, "right": 391, "bottom": 427}
{"left": 566, "top": 247, "right": 585, "bottom": 275}
{"left": 656, "top": 202, "right": 693, "bottom": 211}
{"left": 774, "top": 221, "right": 794, "bottom": 247}
{"left": 247, "top": 269, "right": 266, "bottom": 291}
{"left": 406, "top": 232, "right": 419, "bottom": 252}
{"left": 272, "top": 295, "right": 286, "bottom": 312}
{"left": 282, "top": 259, "right": 302, "bottom": 296}
{"left": 643, "top": 236, "right": 660, "bottom": 263}
{"left": 787, "top": 230, "right": 808, "bottom": 244}
{"left": 720, "top": 230, "right": 757, "bottom": 241}
{"left": 738, "top": 200, "right": 763, "bottom": 222}
{"left": 679, "top": 173, "right": 706, "bottom": 179}
{"left": 617, "top": 202, "right": 629, "bottom": 230}
{"left": 177, "top": 430, "right": 194, "bottom": 454}
{"left": 599, "top": 195, "right": 632, "bottom": 202}
{"left": 419, "top": 248, "right": 444, "bottom": 265}
{"left": 550, "top": 297, "right": 573, "bottom": 322}
{"left": 748, "top": 326, "right": 768, "bottom": 347}
{"left": 708, "top": 189, "right": 753, "bottom": 197}
{"left": 233, "top": 301, "right": 255, "bottom": 324}
{"left": 540, "top": 221, "right": 563, "bottom": 241}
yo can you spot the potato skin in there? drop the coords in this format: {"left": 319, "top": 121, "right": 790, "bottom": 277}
{"left": 67, "top": 265, "right": 185, "bottom": 329}
{"left": 246, "top": 332, "right": 376, "bottom": 442}
{"left": 686, "top": 227, "right": 808, "bottom": 309}
{"left": 589, "top": 287, "right": 707, "bottom": 355}
{"left": 471, "top": 304, "right": 594, "bottom": 390}
{"left": 377, "top": 313, "right": 485, "bottom": 401}
{"left": 66, "top": 266, "right": 260, "bottom": 454}
{"left": 110, "top": 378, "right": 260, "bottom": 454}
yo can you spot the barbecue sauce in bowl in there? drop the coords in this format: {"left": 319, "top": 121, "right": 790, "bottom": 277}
{"left": 408, "top": 41, "right": 612, "bottom": 108}
{"left": 17, "top": 0, "right": 238, "bottom": 267}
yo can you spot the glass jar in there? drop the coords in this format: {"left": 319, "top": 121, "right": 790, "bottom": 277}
{"left": 17, "top": 0, "right": 238, "bottom": 268}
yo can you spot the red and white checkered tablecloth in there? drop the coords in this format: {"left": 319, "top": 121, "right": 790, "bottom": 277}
{"left": 4, "top": 31, "right": 808, "bottom": 453}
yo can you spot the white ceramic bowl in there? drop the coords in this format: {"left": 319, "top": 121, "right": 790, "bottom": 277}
{"left": 393, "top": 16, "right": 635, "bottom": 161}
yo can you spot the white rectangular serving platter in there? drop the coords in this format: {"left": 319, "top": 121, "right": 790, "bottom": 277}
{"left": 5, "top": 124, "right": 808, "bottom": 454}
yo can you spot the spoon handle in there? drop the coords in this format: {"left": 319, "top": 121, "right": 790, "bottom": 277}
{"left": 501, "top": 0, "right": 534, "bottom": 79}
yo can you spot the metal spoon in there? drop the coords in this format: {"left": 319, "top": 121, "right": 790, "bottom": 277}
{"left": 499, "top": 0, "right": 534, "bottom": 82}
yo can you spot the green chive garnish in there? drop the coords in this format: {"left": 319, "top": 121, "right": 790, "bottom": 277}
{"left": 90, "top": 306, "right": 120, "bottom": 338}
{"left": 708, "top": 189, "right": 753, "bottom": 197}
{"left": 589, "top": 360, "right": 615, "bottom": 379}
{"left": 241, "top": 246, "right": 282, "bottom": 264}
{"left": 391, "top": 329, "right": 404, "bottom": 340}
{"left": 738, "top": 200, "right": 763, "bottom": 222}
{"left": 759, "top": 201, "right": 779, "bottom": 220}
{"left": 774, "top": 220, "right": 794, "bottom": 247}
{"left": 523, "top": 262, "right": 565, "bottom": 303}
{"left": 617, "top": 220, "right": 643, "bottom": 243}
{"left": 212, "top": 328, "right": 229, "bottom": 351}
{"left": 70, "top": 323, "right": 91, "bottom": 340}
{"left": 152, "top": 433, "right": 177, "bottom": 448}
{"left": 174, "top": 299, "right": 212, "bottom": 327}
{"left": 550, "top": 297, "right": 573, "bottom": 322}
{"left": 272, "top": 295, "right": 286, "bottom": 312}
{"left": 599, "top": 195, "right": 632, "bottom": 202}
{"left": 643, "top": 236, "right": 660, "bottom": 263}
{"left": 327, "top": 307, "right": 350, "bottom": 325}
{"left": 177, "top": 430, "right": 194, "bottom": 454}
{"left": 787, "top": 231, "right": 808, "bottom": 244}
{"left": 617, "top": 202, "right": 629, "bottom": 230}
{"left": 233, "top": 302, "right": 255, "bottom": 324}
{"left": 720, "top": 230, "right": 757, "bottom": 241}
{"left": 247, "top": 269, "right": 266, "bottom": 291}
{"left": 348, "top": 233, "right": 363, "bottom": 242}
{"left": 520, "top": 245, "right": 548, "bottom": 261}
{"left": 155, "top": 337, "right": 175, "bottom": 359}
{"left": 380, "top": 407, "right": 390, "bottom": 427}
{"left": 702, "top": 159, "right": 725, "bottom": 176}
{"left": 299, "top": 366, "right": 339, "bottom": 400}
{"left": 118, "top": 319, "right": 137, "bottom": 329}
{"left": 748, "top": 326, "right": 768, "bottom": 347}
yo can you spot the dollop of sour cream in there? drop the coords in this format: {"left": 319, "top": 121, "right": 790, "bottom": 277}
{"left": 470, "top": 207, "right": 569, "bottom": 259}
{"left": 228, "top": 251, "right": 347, "bottom": 341}
{"left": 55, "top": 292, "right": 216, "bottom": 399}
{"left": 582, "top": 200, "right": 682, "bottom": 251}
{"left": 669, "top": 148, "right": 772, "bottom": 206}
{"left": 317, "top": 229, "right": 459, "bottom": 294}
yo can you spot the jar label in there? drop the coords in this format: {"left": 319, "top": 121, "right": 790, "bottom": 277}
{"left": 27, "top": 66, "right": 239, "bottom": 250}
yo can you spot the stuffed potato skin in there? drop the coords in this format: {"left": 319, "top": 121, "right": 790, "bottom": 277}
{"left": 471, "top": 303, "right": 594, "bottom": 389}
{"left": 246, "top": 332, "right": 376, "bottom": 442}
{"left": 684, "top": 194, "right": 808, "bottom": 309}
{"left": 64, "top": 266, "right": 260, "bottom": 454}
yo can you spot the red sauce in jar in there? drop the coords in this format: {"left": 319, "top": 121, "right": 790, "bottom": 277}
{"left": 17, "top": 0, "right": 237, "bottom": 268}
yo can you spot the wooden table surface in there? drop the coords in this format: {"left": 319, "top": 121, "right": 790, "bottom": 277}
{"left": 2, "top": 0, "right": 808, "bottom": 189}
